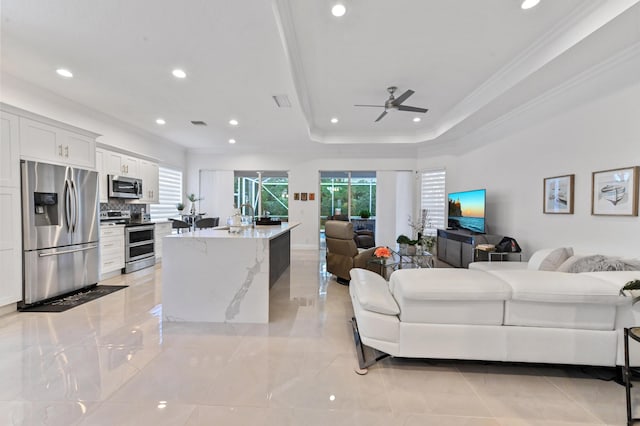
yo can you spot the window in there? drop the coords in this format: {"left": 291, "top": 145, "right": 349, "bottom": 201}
{"left": 420, "top": 169, "right": 446, "bottom": 236}
{"left": 150, "top": 166, "right": 183, "bottom": 220}
{"left": 234, "top": 171, "right": 289, "bottom": 220}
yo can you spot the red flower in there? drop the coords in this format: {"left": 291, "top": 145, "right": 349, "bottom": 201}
{"left": 374, "top": 246, "right": 391, "bottom": 258}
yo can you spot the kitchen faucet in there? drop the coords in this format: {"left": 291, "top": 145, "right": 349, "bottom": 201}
{"left": 240, "top": 203, "right": 255, "bottom": 226}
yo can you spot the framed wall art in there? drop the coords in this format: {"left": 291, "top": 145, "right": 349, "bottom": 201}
{"left": 591, "top": 166, "right": 639, "bottom": 216}
{"left": 309, "top": 192, "right": 315, "bottom": 201}
{"left": 301, "top": 192, "right": 308, "bottom": 201}
{"left": 543, "top": 174, "right": 574, "bottom": 214}
{"left": 293, "top": 193, "right": 300, "bottom": 200}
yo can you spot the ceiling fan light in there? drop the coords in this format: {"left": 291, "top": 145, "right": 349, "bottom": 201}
{"left": 331, "top": 3, "right": 346, "bottom": 17}
{"left": 521, "top": 0, "right": 540, "bottom": 10}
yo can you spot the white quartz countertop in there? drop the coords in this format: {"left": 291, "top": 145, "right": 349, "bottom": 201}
{"left": 165, "top": 222, "right": 299, "bottom": 240}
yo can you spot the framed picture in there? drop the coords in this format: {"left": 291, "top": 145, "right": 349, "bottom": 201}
{"left": 293, "top": 193, "right": 300, "bottom": 200}
{"left": 309, "top": 192, "right": 315, "bottom": 201}
{"left": 301, "top": 192, "right": 308, "bottom": 201}
{"left": 592, "top": 166, "right": 639, "bottom": 216}
{"left": 543, "top": 174, "right": 574, "bottom": 214}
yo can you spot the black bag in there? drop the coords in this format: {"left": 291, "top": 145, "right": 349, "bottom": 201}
{"left": 496, "top": 237, "right": 521, "bottom": 253}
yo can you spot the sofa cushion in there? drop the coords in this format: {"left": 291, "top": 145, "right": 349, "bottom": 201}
{"left": 486, "top": 269, "right": 627, "bottom": 305}
{"left": 527, "top": 247, "right": 573, "bottom": 271}
{"left": 390, "top": 269, "right": 512, "bottom": 301}
{"left": 349, "top": 268, "right": 400, "bottom": 315}
{"left": 469, "top": 261, "right": 528, "bottom": 272}
{"left": 389, "top": 269, "right": 511, "bottom": 325}
{"left": 505, "top": 300, "right": 616, "bottom": 330}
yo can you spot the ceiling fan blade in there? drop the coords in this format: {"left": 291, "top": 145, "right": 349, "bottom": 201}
{"left": 354, "top": 104, "right": 385, "bottom": 108}
{"left": 397, "top": 105, "right": 428, "bottom": 113}
{"left": 391, "top": 89, "right": 414, "bottom": 106}
{"left": 374, "top": 111, "right": 388, "bottom": 122}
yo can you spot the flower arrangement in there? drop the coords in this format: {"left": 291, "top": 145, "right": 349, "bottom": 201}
{"left": 374, "top": 246, "right": 391, "bottom": 259}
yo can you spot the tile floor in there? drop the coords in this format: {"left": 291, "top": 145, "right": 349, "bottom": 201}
{"left": 0, "top": 250, "right": 632, "bottom": 425}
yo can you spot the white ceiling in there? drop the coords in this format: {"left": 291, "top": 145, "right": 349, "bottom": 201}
{"left": 1, "top": 0, "right": 639, "bottom": 154}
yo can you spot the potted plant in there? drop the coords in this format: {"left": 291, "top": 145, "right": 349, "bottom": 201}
{"left": 186, "top": 193, "right": 203, "bottom": 215}
{"left": 176, "top": 202, "right": 185, "bottom": 213}
{"left": 620, "top": 279, "right": 640, "bottom": 303}
{"left": 359, "top": 209, "right": 371, "bottom": 219}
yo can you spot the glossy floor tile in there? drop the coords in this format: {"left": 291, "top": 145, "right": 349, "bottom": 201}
{"left": 0, "top": 250, "right": 630, "bottom": 425}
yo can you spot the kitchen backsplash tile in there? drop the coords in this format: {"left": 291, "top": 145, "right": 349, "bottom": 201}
{"left": 100, "top": 200, "right": 147, "bottom": 213}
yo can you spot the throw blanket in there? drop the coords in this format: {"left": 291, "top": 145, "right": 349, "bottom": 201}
{"left": 568, "top": 255, "right": 640, "bottom": 273}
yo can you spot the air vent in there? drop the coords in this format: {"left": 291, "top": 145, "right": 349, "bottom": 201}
{"left": 272, "top": 95, "right": 291, "bottom": 108}
{"left": 191, "top": 120, "right": 207, "bottom": 126}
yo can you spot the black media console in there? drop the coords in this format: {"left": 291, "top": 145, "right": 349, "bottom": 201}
{"left": 437, "top": 229, "right": 502, "bottom": 268}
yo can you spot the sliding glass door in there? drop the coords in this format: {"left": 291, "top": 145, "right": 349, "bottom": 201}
{"left": 320, "top": 171, "right": 376, "bottom": 241}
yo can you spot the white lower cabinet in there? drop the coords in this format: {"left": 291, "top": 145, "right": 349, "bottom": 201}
{"left": 100, "top": 226, "right": 124, "bottom": 278}
{"left": 154, "top": 222, "right": 173, "bottom": 261}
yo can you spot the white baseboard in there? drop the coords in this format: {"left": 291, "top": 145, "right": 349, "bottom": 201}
{"left": 0, "top": 302, "right": 17, "bottom": 317}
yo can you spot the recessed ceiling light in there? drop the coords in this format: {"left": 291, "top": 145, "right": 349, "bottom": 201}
{"left": 156, "top": 118, "right": 166, "bottom": 125}
{"left": 521, "top": 0, "right": 540, "bottom": 10}
{"left": 228, "top": 139, "right": 236, "bottom": 144}
{"left": 330, "top": 117, "right": 339, "bottom": 124}
{"left": 56, "top": 68, "right": 73, "bottom": 78}
{"left": 229, "top": 119, "right": 239, "bottom": 126}
{"left": 413, "top": 117, "right": 421, "bottom": 123}
{"left": 172, "top": 69, "right": 187, "bottom": 79}
{"left": 331, "top": 3, "right": 346, "bottom": 17}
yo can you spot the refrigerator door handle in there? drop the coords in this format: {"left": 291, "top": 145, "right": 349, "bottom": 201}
{"left": 38, "top": 244, "right": 99, "bottom": 257}
{"left": 71, "top": 179, "right": 78, "bottom": 232}
{"left": 64, "top": 180, "right": 72, "bottom": 231}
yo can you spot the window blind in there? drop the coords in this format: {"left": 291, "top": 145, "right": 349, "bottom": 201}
{"left": 150, "top": 166, "right": 183, "bottom": 220}
{"left": 420, "top": 169, "right": 446, "bottom": 236}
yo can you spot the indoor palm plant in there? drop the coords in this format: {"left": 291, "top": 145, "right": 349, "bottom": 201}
{"left": 186, "top": 193, "right": 203, "bottom": 215}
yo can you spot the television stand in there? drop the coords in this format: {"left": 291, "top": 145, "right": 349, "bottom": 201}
{"left": 437, "top": 229, "right": 503, "bottom": 268}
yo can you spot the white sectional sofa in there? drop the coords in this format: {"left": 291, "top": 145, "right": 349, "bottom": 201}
{"left": 349, "top": 249, "right": 640, "bottom": 372}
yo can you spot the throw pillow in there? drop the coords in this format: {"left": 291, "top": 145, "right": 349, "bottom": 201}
{"left": 556, "top": 255, "right": 586, "bottom": 273}
{"left": 527, "top": 247, "right": 573, "bottom": 271}
{"left": 567, "top": 255, "right": 640, "bottom": 273}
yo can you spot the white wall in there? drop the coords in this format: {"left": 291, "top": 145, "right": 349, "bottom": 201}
{"left": 1, "top": 73, "right": 187, "bottom": 170}
{"left": 420, "top": 81, "right": 640, "bottom": 258}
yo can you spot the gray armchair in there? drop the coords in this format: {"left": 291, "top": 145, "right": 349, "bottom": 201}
{"left": 325, "top": 220, "right": 376, "bottom": 285}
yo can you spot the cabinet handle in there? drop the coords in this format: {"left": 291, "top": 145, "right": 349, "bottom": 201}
{"left": 58, "top": 145, "right": 63, "bottom": 156}
{"left": 104, "top": 260, "right": 115, "bottom": 265}
{"left": 103, "top": 243, "right": 114, "bottom": 248}
{"left": 64, "top": 146, "right": 69, "bottom": 158}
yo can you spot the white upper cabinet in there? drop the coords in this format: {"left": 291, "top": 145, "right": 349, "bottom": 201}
{"left": 139, "top": 160, "right": 159, "bottom": 203}
{"left": 19, "top": 117, "right": 96, "bottom": 169}
{"left": 106, "top": 151, "right": 140, "bottom": 177}
{"left": 0, "top": 111, "right": 20, "bottom": 187}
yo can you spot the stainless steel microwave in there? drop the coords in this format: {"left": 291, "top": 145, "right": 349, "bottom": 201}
{"left": 108, "top": 175, "right": 142, "bottom": 199}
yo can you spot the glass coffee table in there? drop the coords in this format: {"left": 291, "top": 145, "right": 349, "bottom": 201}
{"left": 367, "top": 248, "right": 433, "bottom": 280}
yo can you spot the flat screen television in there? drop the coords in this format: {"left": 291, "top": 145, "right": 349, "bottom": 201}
{"left": 447, "top": 189, "right": 486, "bottom": 234}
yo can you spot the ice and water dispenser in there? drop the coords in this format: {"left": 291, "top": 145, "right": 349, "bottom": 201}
{"left": 33, "top": 192, "right": 59, "bottom": 226}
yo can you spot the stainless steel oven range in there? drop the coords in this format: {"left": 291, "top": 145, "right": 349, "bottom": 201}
{"left": 124, "top": 222, "right": 155, "bottom": 273}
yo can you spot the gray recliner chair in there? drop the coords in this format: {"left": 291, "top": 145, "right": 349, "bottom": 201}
{"left": 325, "top": 220, "right": 376, "bottom": 285}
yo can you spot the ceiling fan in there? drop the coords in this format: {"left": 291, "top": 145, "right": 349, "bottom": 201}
{"left": 354, "top": 86, "right": 428, "bottom": 122}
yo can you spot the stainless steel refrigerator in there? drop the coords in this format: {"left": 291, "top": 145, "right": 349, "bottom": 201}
{"left": 21, "top": 160, "right": 100, "bottom": 305}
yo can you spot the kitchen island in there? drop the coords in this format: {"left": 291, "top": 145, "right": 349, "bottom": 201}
{"left": 162, "top": 222, "right": 299, "bottom": 323}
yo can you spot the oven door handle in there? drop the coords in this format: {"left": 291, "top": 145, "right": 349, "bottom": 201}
{"left": 126, "top": 225, "right": 155, "bottom": 233}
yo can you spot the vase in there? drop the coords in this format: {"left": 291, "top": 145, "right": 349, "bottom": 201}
{"left": 407, "top": 245, "right": 417, "bottom": 255}
{"left": 189, "top": 202, "right": 196, "bottom": 215}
